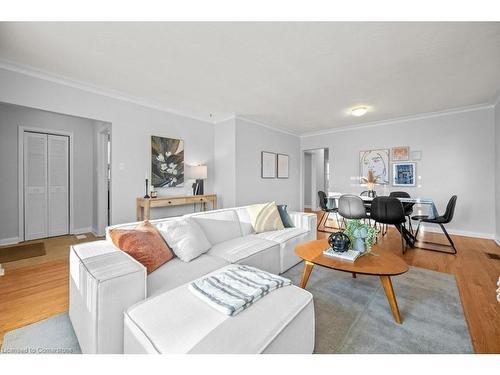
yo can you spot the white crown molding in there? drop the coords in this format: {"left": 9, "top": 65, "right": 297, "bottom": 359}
{"left": 214, "top": 114, "right": 300, "bottom": 137}
{"left": 300, "top": 102, "right": 494, "bottom": 138}
{"left": 234, "top": 115, "right": 300, "bottom": 137}
{"left": 0, "top": 58, "right": 216, "bottom": 125}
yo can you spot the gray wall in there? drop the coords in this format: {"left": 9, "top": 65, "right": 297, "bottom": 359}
{"left": 213, "top": 118, "right": 236, "bottom": 208}
{"left": 0, "top": 102, "right": 95, "bottom": 241}
{"left": 301, "top": 107, "right": 496, "bottom": 238}
{"left": 234, "top": 118, "right": 301, "bottom": 210}
{"left": 495, "top": 100, "right": 500, "bottom": 243}
{"left": 0, "top": 68, "right": 215, "bottom": 227}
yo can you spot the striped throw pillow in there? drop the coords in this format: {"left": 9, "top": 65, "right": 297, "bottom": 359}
{"left": 246, "top": 202, "right": 285, "bottom": 233}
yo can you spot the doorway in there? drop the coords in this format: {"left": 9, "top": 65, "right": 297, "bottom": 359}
{"left": 303, "top": 148, "right": 329, "bottom": 211}
{"left": 95, "top": 125, "right": 112, "bottom": 236}
{"left": 19, "top": 128, "right": 72, "bottom": 241}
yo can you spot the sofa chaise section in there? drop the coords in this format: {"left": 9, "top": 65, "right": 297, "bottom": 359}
{"left": 123, "top": 266, "right": 315, "bottom": 354}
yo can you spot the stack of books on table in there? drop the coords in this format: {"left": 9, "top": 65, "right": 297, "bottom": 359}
{"left": 323, "top": 247, "right": 363, "bottom": 262}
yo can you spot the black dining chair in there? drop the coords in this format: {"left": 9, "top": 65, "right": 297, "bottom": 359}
{"left": 317, "top": 191, "right": 341, "bottom": 232}
{"left": 411, "top": 195, "right": 458, "bottom": 254}
{"left": 370, "top": 196, "right": 411, "bottom": 254}
{"left": 338, "top": 194, "right": 368, "bottom": 229}
{"left": 389, "top": 191, "right": 415, "bottom": 233}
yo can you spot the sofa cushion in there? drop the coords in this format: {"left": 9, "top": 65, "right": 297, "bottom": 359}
{"left": 109, "top": 221, "right": 174, "bottom": 274}
{"left": 186, "top": 209, "right": 242, "bottom": 245}
{"left": 157, "top": 218, "right": 211, "bottom": 262}
{"left": 277, "top": 205, "right": 294, "bottom": 228}
{"left": 255, "top": 228, "right": 308, "bottom": 243}
{"left": 147, "top": 254, "right": 229, "bottom": 297}
{"left": 207, "top": 236, "right": 281, "bottom": 275}
{"left": 246, "top": 202, "right": 285, "bottom": 233}
{"left": 124, "top": 267, "right": 314, "bottom": 353}
{"left": 235, "top": 207, "right": 255, "bottom": 236}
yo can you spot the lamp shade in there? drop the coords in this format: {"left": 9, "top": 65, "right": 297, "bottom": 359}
{"left": 191, "top": 165, "right": 207, "bottom": 179}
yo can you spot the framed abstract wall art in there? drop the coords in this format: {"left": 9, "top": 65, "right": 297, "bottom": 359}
{"left": 359, "top": 149, "right": 389, "bottom": 185}
{"left": 391, "top": 146, "right": 410, "bottom": 161}
{"left": 392, "top": 162, "right": 416, "bottom": 187}
{"left": 151, "top": 135, "right": 184, "bottom": 187}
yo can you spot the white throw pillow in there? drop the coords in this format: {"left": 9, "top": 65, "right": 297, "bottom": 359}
{"left": 157, "top": 218, "right": 211, "bottom": 262}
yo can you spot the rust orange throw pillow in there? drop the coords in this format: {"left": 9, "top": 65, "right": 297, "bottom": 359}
{"left": 109, "top": 221, "right": 174, "bottom": 274}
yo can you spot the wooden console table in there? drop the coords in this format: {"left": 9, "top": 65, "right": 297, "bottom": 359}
{"left": 136, "top": 194, "right": 217, "bottom": 221}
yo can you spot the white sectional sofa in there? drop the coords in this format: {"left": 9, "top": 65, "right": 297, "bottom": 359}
{"left": 69, "top": 205, "right": 316, "bottom": 354}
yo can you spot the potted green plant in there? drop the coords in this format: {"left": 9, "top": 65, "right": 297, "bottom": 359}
{"left": 344, "top": 220, "right": 379, "bottom": 253}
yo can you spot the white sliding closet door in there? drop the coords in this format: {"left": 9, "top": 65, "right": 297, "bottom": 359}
{"left": 48, "top": 134, "right": 69, "bottom": 237}
{"left": 24, "top": 132, "right": 48, "bottom": 240}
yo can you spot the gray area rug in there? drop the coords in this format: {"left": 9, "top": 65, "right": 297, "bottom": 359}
{"left": 1, "top": 313, "right": 81, "bottom": 354}
{"left": 1, "top": 265, "right": 472, "bottom": 354}
{"left": 283, "top": 263, "right": 473, "bottom": 353}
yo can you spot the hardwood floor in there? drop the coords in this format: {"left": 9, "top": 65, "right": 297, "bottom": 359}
{"left": 0, "top": 233, "right": 99, "bottom": 347}
{"left": 0, "top": 220, "right": 499, "bottom": 353}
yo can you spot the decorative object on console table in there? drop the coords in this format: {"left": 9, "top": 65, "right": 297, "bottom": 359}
{"left": 151, "top": 135, "right": 184, "bottom": 188}
{"left": 136, "top": 194, "right": 217, "bottom": 221}
{"left": 191, "top": 165, "right": 207, "bottom": 195}
{"left": 392, "top": 162, "right": 416, "bottom": 186}
{"left": 391, "top": 146, "right": 410, "bottom": 161}
{"left": 359, "top": 149, "right": 389, "bottom": 185}
{"left": 261, "top": 151, "right": 276, "bottom": 178}
{"left": 150, "top": 185, "right": 157, "bottom": 198}
{"left": 144, "top": 178, "right": 150, "bottom": 199}
{"left": 277, "top": 153, "right": 289, "bottom": 179}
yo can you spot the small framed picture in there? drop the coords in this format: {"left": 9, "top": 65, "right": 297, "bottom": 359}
{"left": 261, "top": 151, "right": 276, "bottom": 178}
{"left": 391, "top": 146, "right": 410, "bottom": 161}
{"left": 277, "top": 154, "right": 289, "bottom": 179}
{"left": 411, "top": 150, "right": 422, "bottom": 161}
{"left": 392, "top": 162, "right": 416, "bottom": 187}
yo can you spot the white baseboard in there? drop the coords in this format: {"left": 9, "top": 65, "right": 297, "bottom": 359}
{"left": 72, "top": 227, "right": 93, "bottom": 235}
{"left": 419, "top": 225, "right": 495, "bottom": 240}
{"left": 495, "top": 238, "right": 500, "bottom": 247}
{"left": 304, "top": 205, "right": 312, "bottom": 209}
{"left": 0, "top": 237, "right": 20, "bottom": 246}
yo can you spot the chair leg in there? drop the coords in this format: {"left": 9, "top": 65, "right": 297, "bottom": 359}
{"left": 413, "top": 223, "right": 457, "bottom": 255}
{"left": 317, "top": 212, "right": 327, "bottom": 231}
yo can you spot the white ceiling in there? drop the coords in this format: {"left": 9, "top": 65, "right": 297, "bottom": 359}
{"left": 1, "top": 22, "right": 499, "bottom": 134}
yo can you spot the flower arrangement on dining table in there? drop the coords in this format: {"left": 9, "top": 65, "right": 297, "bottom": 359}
{"left": 361, "top": 170, "right": 378, "bottom": 195}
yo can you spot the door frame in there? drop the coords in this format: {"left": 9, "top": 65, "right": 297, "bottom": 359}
{"left": 95, "top": 125, "right": 112, "bottom": 236}
{"left": 300, "top": 146, "right": 330, "bottom": 212}
{"left": 18, "top": 126, "right": 74, "bottom": 242}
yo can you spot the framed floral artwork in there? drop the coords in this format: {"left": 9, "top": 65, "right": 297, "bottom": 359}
{"left": 151, "top": 136, "right": 184, "bottom": 187}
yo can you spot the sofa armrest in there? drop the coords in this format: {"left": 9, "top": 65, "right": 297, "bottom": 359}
{"left": 288, "top": 211, "right": 317, "bottom": 232}
{"left": 69, "top": 241, "right": 146, "bottom": 353}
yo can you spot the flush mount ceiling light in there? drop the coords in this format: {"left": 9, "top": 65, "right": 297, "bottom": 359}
{"left": 351, "top": 106, "right": 368, "bottom": 117}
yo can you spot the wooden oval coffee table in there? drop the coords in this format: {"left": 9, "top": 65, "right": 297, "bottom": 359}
{"left": 295, "top": 238, "right": 409, "bottom": 324}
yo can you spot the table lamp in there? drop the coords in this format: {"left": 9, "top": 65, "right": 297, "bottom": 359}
{"left": 191, "top": 165, "right": 207, "bottom": 195}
